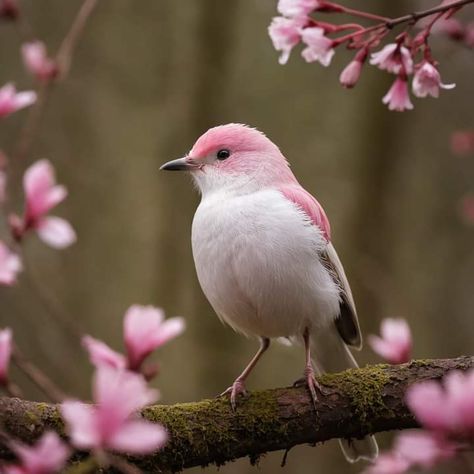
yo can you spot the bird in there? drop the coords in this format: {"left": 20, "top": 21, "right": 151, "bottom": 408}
{"left": 160, "top": 123, "right": 378, "bottom": 463}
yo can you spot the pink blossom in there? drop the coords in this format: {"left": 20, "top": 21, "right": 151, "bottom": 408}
{"left": 406, "top": 369, "right": 474, "bottom": 436}
{"left": 0, "top": 242, "right": 22, "bottom": 286}
{"left": 124, "top": 305, "right": 185, "bottom": 371}
{"left": 268, "top": 16, "right": 305, "bottom": 65}
{"left": 22, "top": 160, "right": 76, "bottom": 248}
{"left": 0, "top": 83, "right": 36, "bottom": 119}
{"left": 6, "top": 431, "right": 70, "bottom": 474}
{"left": 0, "top": 169, "right": 6, "bottom": 203}
{"left": 0, "top": 0, "right": 19, "bottom": 20}
{"left": 277, "top": 0, "right": 320, "bottom": 17}
{"left": 339, "top": 59, "right": 363, "bottom": 88}
{"left": 82, "top": 335, "right": 127, "bottom": 370}
{"left": 394, "top": 431, "right": 458, "bottom": 468}
{"left": 458, "top": 194, "right": 474, "bottom": 224}
{"left": 465, "top": 22, "right": 474, "bottom": 48}
{"left": 363, "top": 452, "right": 410, "bottom": 474}
{"left": 412, "top": 62, "right": 455, "bottom": 98}
{"left": 301, "top": 27, "right": 335, "bottom": 66}
{"left": 0, "top": 327, "right": 12, "bottom": 384}
{"left": 451, "top": 131, "right": 474, "bottom": 155}
{"left": 368, "top": 318, "right": 412, "bottom": 363}
{"left": 61, "top": 366, "right": 167, "bottom": 454}
{"left": 21, "top": 41, "right": 58, "bottom": 82}
{"left": 382, "top": 77, "right": 414, "bottom": 112}
{"left": 370, "top": 44, "right": 413, "bottom": 75}
{"left": 441, "top": 18, "right": 465, "bottom": 39}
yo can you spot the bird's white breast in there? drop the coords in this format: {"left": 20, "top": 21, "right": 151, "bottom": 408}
{"left": 191, "top": 187, "right": 340, "bottom": 338}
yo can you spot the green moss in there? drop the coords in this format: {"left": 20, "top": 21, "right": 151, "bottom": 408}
{"left": 320, "top": 364, "right": 393, "bottom": 431}
{"left": 141, "top": 391, "right": 283, "bottom": 471}
{"left": 24, "top": 410, "right": 40, "bottom": 425}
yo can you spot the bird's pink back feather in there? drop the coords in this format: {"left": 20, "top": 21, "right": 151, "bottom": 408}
{"left": 279, "top": 185, "right": 331, "bottom": 241}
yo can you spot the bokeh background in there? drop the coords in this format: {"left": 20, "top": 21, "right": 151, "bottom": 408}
{"left": 1, "top": 1, "right": 473, "bottom": 473}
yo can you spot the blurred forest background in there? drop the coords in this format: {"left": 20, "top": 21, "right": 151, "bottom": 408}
{"left": 1, "top": 1, "right": 473, "bottom": 473}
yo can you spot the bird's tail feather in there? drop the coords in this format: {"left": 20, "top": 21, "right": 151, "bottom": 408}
{"left": 310, "top": 328, "right": 379, "bottom": 463}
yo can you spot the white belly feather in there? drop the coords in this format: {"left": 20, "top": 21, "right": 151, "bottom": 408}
{"left": 191, "top": 188, "right": 341, "bottom": 338}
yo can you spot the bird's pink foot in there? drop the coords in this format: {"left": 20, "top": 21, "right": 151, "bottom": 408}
{"left": 220, "top": 378, "right": 248, "bottom": 411}
{"left": 294, "top": 373, "right": 330, "bottom": 397}
{"left": 305, "top": 366, "right": 320, "bottom": 410}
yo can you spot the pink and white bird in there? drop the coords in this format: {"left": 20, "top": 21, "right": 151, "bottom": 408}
{"left": 160, "top": 123, "right": 378, "bottom": 462}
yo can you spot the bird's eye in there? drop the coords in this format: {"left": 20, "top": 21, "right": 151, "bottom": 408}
{"left": 216, "top": 149, "right": 230, "bottom": 160}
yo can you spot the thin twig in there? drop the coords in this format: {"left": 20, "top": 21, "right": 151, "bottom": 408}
{"left": 333, "top": 0, "right": 474, "bottom": 46}
{"left": 14, "top": 0, "right": 99, "bottom": 161}
{"left": 55, "top": 0, "right": 99, "bottom": 79}
{"left": 14, "top": 82, "right": 51, "bottom": 161}
{"left": 107, "top": 455, "right": 143, "bottom": 474}
{"left": 22, "top": 260, "right": 83, "bottom": 341}
{"left": 386, "top": 0, "right": 474, "bottom": 29}
{"left": 1, "top": 381, "right": 23, "bottom": 399}
{"left": 12, "top": 345, "right": 67, "bottom": 402}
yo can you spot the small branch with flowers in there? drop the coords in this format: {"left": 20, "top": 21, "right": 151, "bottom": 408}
{"left": 268, "top": 0, "right": 474, "bottom": 111}
{"left": 0, "top": 356, "right": 473, "bottom": 473}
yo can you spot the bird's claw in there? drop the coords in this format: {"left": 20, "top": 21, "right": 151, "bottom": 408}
{"left": 305, "top": 370, "right": 319, "bottom": 411}
{"left": 220, "top": 378, "right": 248, "bottom": 411}
{"left": 294, "top": 373, "right": 330, "bottom": 397}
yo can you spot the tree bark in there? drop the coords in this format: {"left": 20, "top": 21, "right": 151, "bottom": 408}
{"left": 0, "top": 357, "right": 472, "bottom": 472}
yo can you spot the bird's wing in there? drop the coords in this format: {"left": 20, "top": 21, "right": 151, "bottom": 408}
{"left": 278, "top": 185, "right": 331, "bottom": 241}
{"left": 279, "top": 185, "right": 362, "bottom": 349}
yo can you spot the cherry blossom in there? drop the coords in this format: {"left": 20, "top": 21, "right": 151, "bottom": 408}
{"left": 83, "top": 305, "right": 184, "bottom": 375}
{"left": 124, "top": 305, "right": 185, "bottom": 371}
{"left": 5, "top": 432, "right": 70, "bottom": 474}
{"left": 268, "top": 16, "right": 305, "bottom": 65}
{"left": 301, "top": 27, "right": 335, "bottom": 66}
{"left": 368, "top": 318, "right": 412, "bottom": 364}
{"left": 406, "top": 369, "right": 474, "bottom": 437}
{"left": 0, "top": 242, "right": 22, "bottom": 286}
{"left": 17, "top": 160, "right": 76, "bottom": 248}
{"left": 0, "top": 0, "right": 19, "bottom": 20}
{"left": 339, "top": 49, "right": 367, "bottom": 89}
{"left": 458, "top": 194, "right": 474, "bottom": 224}
{"left": 412, "top": 62, "right": 455, "bottom": 98}
{"left": 451, "top": 131, "right": 474, "bottom": 155}
{"left": 0, "top": 169, "right": 6, "bottom": 203}
{"left": 82, "top": 335, "right": 127, "bottom": 370}
{"left": 21, "top": 41, "right": 58, "bottom": 82}
{"left": 268, "top": 0, "right": 472, "bottom": 111}
{"left": 61, "top": 366, "right": 167, "bottom": 454}
{"left": 363, "top": 452, "right": 410, "bottom": 474}
{"left": 394, "top": 431, "right": 458, "bottom": 469}
{"left": 0, "top": 83, "right": 36, "bottom": 119}
{"left": 0, "top": 327, "right": 12, "bottom": 385}
{"left": 364, "top": 431, "right": 458, "bottom": 474}
{"left": 277, "top": 0, "right": 320, "bottom": 17}
{"left": 382, "top": 76, "right": 414, "bottom": 112}
{"left": 370, "top": 44, "right": 413, "bottom": 75}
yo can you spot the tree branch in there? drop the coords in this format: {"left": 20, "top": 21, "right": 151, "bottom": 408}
{"left": 0, "top": 357, "right": 472, "bottom": 472}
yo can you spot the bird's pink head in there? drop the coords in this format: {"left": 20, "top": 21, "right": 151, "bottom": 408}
{"left": 160, "top": 124, "right": 297, "bottom": 194}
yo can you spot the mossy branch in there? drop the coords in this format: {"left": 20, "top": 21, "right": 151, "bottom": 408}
{"left": 0, "top": 357, "right": 473, "bottom": 472}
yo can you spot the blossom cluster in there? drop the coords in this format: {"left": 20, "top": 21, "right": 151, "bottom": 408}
{"left": 368, "top": 318, "right": 412, "bottom": 365}
{"left": 0, "top": 305, "right": 185, "bottom": 473}
{"left": 365, "top": 370, "right": 474, "bottom": 473}
{"left": 366, "top": 318, "right": 473, "bottom": 473}
{"left": 0, "top": 2, "right": 65, "bottom": 289}
{"left": 267, "top": 0, "right": 468, "bottom": 111}
{"left": 83, "top": 304, "right": 185, "bottom": 378}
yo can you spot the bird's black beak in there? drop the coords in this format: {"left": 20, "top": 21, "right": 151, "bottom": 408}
{"left": 160, "top": 157, "right": 195, "bottom": 171}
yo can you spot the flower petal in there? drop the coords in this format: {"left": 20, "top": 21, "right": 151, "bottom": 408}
{"left": 107, "top": 420, "right": 167, "bottom": 454}
{"left": 82, "top": 335, "right": 127, "bottom": 370}
{"left": 37, "top": 216, "right": 76, "bottom": 248}
{"left": 61, "top": 400, "right": 99, "bottom": 450}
